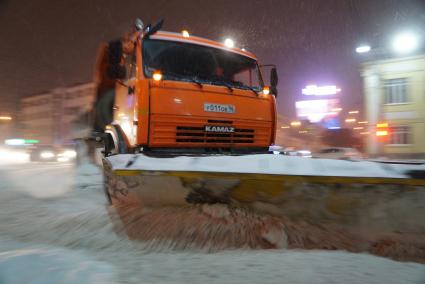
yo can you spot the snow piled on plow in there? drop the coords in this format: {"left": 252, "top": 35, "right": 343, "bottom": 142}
{"left": 108, "top": 154, "right": 424, "bottom": 178}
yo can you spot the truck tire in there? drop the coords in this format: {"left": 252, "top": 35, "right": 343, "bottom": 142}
{"left": 103, "top": 133, "right": 115, "bottom": 157}
{"left": 104, "top": 124, "right": 129, "bottom": 156}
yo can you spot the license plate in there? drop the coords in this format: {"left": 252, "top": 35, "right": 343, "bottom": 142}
{"left": 204, "top": 103, "right": 235, "bottom": 114}
{"left": 204, "top": 125, "right": 235, "bottom": 133}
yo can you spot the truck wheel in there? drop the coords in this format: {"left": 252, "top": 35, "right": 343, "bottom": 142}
{"left": 104, "top": 125, "right": 129, "bottom": 156}
{"left": 114, "top": 125, "right": 129, "bottom": 154}
{"left": 103, "top": 133, "right": 115, "bottom": 157}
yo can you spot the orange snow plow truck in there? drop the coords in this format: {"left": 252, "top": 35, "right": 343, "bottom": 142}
{"left": 103, "top": 25, "right": 277, "bottom": 156}
{"left": 102, "top": 20, "right": 425, "bottom": 241}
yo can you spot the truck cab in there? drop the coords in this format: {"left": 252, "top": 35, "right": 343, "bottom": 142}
{"left": 107, "top": 30, "right": 278, "bottom": 155}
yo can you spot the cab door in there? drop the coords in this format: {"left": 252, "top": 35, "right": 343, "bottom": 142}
{"left": 113, "top": 52, "right": 138, "bottom": 146}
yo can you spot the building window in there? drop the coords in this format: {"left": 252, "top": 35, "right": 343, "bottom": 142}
{"left": 384, "top": 78, "right": 408, "bottom": 104}
{"left": 388, "top": 126, "right": 410, "bottom": 145}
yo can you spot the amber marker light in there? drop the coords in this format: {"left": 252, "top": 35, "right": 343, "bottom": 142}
{"left": 153, "top": 70, "right": 163, "bottom": 81}
{"left": 262, "top": 86, "right": 270, "bottom": 95}
{"left": 182, "top": 30, "right": 190, "bottom": 38}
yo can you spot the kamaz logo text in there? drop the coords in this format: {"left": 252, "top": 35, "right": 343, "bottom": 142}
{"left": 204, "top": 125, "right": 235, "bottom": 133}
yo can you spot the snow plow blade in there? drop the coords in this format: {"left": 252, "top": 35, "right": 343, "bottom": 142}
{"left": 103, "top": 154, "right": 425, "bottom": 235}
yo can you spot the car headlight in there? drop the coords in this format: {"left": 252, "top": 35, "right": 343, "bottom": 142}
{"left": 62, "top": 150, "right": 76, "bottom": 158}
{"left": 57, "top": 157, "right": 70, "bottom": 162}
{"left": 40, "top": 151, "right": 55, "bottom": 159}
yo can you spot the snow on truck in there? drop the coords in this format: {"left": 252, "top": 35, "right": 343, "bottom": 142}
{"left": 102, "top": 20, "right": 425, "bottom": 242}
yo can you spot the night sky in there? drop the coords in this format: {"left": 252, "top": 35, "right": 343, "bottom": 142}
{"left": 1, "top": 0, "right": 424, "bottom": 118}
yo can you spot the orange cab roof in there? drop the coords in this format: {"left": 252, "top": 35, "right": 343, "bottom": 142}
{"left": 149, "top": 31, "right": 257, "bottom": 60}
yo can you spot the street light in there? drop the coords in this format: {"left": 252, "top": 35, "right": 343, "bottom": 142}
{"left": 0, "top": 116, "right": 12, "bottom": 120}
{"left": 356, "top": 45, "right": 371, "bottom": 54}
{"left": 392, "top": 32, "right": 419, "bottom": 54}
{"left": 345, "top": 118, "right": 356, "bottom": 123}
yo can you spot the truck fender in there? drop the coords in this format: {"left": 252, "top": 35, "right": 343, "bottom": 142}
{"left": 105, "top": 124, "right": 130, "bottom": 154}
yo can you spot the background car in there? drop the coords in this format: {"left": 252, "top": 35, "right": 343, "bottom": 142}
{"left": 29, "top": 145, "right": 59, "bottom": 162}
{"left": 313, "top": 147, "right": 363, "bottom": 160}
{"left": 28, "top": 145, "right": 76, "bottom": 162}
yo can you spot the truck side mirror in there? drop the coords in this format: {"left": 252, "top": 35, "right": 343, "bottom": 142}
{"left": 270, "top": 67, "right": 278, "bottom": 96}
{"left": 143, "top": 19, "right": 164, "bottom": 39}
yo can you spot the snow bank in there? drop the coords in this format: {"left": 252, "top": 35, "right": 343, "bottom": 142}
{"left": 123, "top": 250, "right": 425, "bottom": 284}
{"left": 75, "top": 162, "right": 103, "bottom": 189}
{"left": 0, "top": 240, "right": 115, "bottom": 284}
{"left": 0, "top": 148, "right": 29, "bottom": 165}
{"left": 0, "top": 164, "right": 74, "bottom": 198}
{"left": 108, "top": 154, "right": 424, "bottom": 178}
{"left": 1, "top": 161, "right": 425, "bottom": 284}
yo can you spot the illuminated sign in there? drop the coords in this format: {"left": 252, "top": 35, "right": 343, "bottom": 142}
{"left": 5, "top": 139, "right": 25, "bottom": 146}
{"left": 302, "top": 85, "right": 341, "bottom": 96}
{"left": 295, "top": 99, "right": 340, "bottom": 123}
{"left": 376, "top": 122, "right": 389, "bottom": 137}
{"left": 5, "top": 138, "right": 40, "bottom": 146}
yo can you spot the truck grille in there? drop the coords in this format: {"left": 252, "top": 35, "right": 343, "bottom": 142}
{"left": 149, "top": 115, "right": 271, "bottom": 147}
{"left": 176, "top": 125, "right": 254, "bottom": 143}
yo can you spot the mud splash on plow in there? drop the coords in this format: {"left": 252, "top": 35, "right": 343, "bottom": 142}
{"left": 110, "top": 204, "right": 287, "bottom": 250}
{"left": 109, "top": 204, "right": 425, "bottom": 263}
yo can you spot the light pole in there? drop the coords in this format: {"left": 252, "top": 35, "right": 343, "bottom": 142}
{"left": 0, "top": 116, "right": 12, "bottom": 121}
{"left": 355, "top": 32, "right": 420, "bottom": 56}
{"left": 392, "top": 32, "right": 419, "bottom": 54}
{"left": 355, "top": 45, "right": 371, "bottom": 54}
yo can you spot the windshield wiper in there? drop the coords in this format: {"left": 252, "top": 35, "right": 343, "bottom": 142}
{"left": 161, "top": 71, "right": 203, "bottom": 88}
{"left": 187, "top": 76, "right": 203, "bottom": 88}
{"left": 211, "top": 79, "right": 260, "bottom": 95}
{"left": 215, "top": 81, "right": 234, "bottom": 92}
{"left": 208, "top": 76, "right": 235, "bottom": 92}
{"left": 241, "top": 85, "right": 260, "bottom": 96}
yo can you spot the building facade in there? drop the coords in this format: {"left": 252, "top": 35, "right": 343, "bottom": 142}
{"left": 20, "top": 83, "right": 95, "bottom": 145}
{"left": 0, "top": 101, "right": 17, "bottom": 143}
{"left": 362, "top": 54, "right": 425, "bottom": 158}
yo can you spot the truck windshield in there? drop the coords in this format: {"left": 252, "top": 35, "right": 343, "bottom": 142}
{"left": 143, "top": 39, "right": 263, "bottom": 91}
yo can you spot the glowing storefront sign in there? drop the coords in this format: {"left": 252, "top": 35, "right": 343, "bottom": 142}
{"left": 302, "top": 85, "right": 341, "bottom": 96}
{"left": 295, "top": 99, "right": 340, "bottom": 123}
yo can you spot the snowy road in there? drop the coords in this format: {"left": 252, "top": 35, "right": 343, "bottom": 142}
{"left": 0, "top": 162, "right": 424, "bottom": 284}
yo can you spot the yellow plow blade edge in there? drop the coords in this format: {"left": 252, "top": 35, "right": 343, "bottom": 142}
{"left": 103, "top": 159, "right": 425, "bottom": 235}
